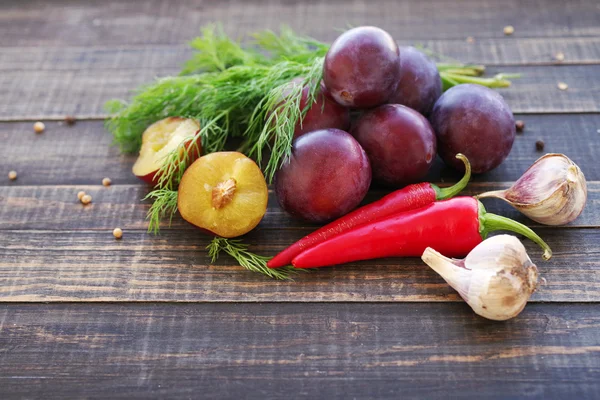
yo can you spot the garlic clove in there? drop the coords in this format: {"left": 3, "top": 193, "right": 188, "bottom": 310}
{"left": 422, "top": 235, "right": 540, "bottom": 321}
{"left": 477, "top": 153, "right": 587, "bottom": 226}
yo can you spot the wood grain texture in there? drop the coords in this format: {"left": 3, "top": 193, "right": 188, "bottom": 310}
{"left": 2, "top": 114, "right": 600, "bottom": 186}
{"left": 2, "top": 0, "right": 599, "bottom": 48}
{"left": 1, "top": 181, "right": 598, "bottom": 231}
{"left": 2, "top": 64, "right": 600, "bottom": 119}
{"left": 1, "top": 37, "right": 599, "bottom": 75}
{"left": 2, "top": 0, "right": 600, "bottom": 397}
{"left": 0, "top": 227, "right": 597, "bottom": 302}
{"left": 0, "top": 303, "right": 599, "bottom": 399}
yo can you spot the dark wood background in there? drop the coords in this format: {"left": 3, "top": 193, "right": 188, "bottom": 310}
{"left": 1, "top": 0, "right": 599, "bottom": 398}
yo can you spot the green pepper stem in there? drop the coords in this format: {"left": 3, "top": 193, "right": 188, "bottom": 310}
{"left": 481, "top": 211, "right": 552, "bottom": 260}
{"left": 433, "top": 154, "right": 472, "bottom": 200}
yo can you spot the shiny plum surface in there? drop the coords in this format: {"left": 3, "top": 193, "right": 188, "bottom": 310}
{"left": 352, "top": 104, "right": 437, "bottom": 186}
{"left": 323, "top": 26, "right": 400, "bottom": 108}
{"left": 389, "top": 46, "right": 442, "bottom": 117}
{"left": 275, "top": 128, "right": 372, "bottom": 223}
{"left": 430, "top": 84, "right": 515, "bottom": 174}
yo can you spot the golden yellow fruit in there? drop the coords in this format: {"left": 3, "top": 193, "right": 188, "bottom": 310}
{"left": 178, "top": 152, "right": 268, "bottom": 238}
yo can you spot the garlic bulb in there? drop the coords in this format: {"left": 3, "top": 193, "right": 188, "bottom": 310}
{"left": 477, "top": 153, "right": 587, "bottom": 226}
{"left": 422, "top": 235, "right": 540, "bottom": 321}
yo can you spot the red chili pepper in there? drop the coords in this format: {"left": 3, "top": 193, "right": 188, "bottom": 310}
{"left": 268, "top": 154, "right": 471, "bottom": 268}
{"left": 291, "top": 196, "right": 552, "bottom": 269}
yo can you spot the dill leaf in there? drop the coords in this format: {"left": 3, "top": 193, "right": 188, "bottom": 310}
{"left": 252, "top": 26, "right": 329, "bottom": 63}
{"left": 247, "top": 57, "right": 324, "bottom": 182}
{"left": 208, "top": 237, "right": 297, "bottom": 280}
{"left": 144, "top": 189, "right": 179, "bottom": 234}
{"left": 181, "top": 24, "right": 267, "bottom": 75}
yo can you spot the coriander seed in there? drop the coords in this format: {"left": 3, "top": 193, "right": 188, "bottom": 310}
{"left": 8, "top": 170, "right": 17, "bottom": 180}
{"left": 554, "top": 52, "right": 565, "bottom": 62}
{"left": 102, "top": 177, "right": 112, "bottom": 187}
{"left": 503, "top": 25, "right": 514, "bottom": 35}
{"left": 33, "top": 121, "right": 45, "bottom": 133}
{"left": 557, "top": 82, "right": 568, "bottom": 90}
{"left": 515, "top": 120, "right": 525, "bottom": 132}
{"left": 535, "top": 140, "right": 545, "bottom": 151}
{"left": 81, "top": 194, "right": 92, "bottom": 205}
{"left": 113, "top": 228, "right": 123, "bottom": 239}
{"left": 77, "top": 191, "right": 86, "bottom": 200}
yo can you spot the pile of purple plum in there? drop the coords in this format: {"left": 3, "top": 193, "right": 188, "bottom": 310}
{"left": 275, "top": 26, "right": 516, "bottom": 223}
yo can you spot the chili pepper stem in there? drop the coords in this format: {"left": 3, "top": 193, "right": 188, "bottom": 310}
{"left": 434, "top": 153, "right": 471, "bottom": 200}
{"left": 479, "top": 202, "right": 552, "bottom": 260}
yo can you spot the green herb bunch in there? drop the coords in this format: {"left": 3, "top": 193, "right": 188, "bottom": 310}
{"left": 105, "top": 25, "right": 328, "bottom": 279}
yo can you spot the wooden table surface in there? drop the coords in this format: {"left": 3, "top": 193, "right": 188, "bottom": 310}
{"left": 1, "top": 0, "right": 600, "bottom": 398}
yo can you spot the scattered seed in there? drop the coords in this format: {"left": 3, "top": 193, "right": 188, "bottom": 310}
{"left": 33, "top": 121, "right": 45, "bottom": 133}
{"left": 515, "top": 120, "right": 525, "bottom": 132}
{"left": 77, "top": 191, "right": 86, "bottom": 200}
{"left": 466, "top": 36, "right": 475, "bottom": 43}
{"left": 503, "top": 25, "right": 515, "bottom": 36}
{"left": 102, "top": 177, "right": 112, "bottom": 187}
{"left": 554, "top": 52, "right": 565, "bottom": 62}
{"left": 535, "top": 140, "right": 545, "bottom": 151}
{"left": 64, "top": 115, "right": 77, "bottom": 125}
{"left": 113, "top": 228, "right": 123, "bottom": 240}
{"left": 81, "top": 194, "right": 93, "bottom": 205}
{"left": 8, "top": 170, "right": 17, "bottom": 180}
{"left": 557, "top": 82, "right": 568, "bottom": 90}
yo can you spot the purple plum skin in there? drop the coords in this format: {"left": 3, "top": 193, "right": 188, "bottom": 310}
{"left": 389, "top": 46, "right": 442, "bottom": 117}
{"left": 275, "top": 129, "right": 372, "bottom": 223}
{"left": 295, "top": 82, "right": 351, "bottom": 138}
{"left": 352, "top": 104, "right": 437, "bottom": 186}
{"left": 430, "top": 84, "right": 516, "bottom": 174}
{"left": 323, "top": 26, "right": 401, "bottom": 109}
{"left": 274, "top": 78, "right": 350, "bottom": 139}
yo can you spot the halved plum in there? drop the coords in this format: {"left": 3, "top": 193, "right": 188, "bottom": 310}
{"left": 132, "top": 117, "right": 201, "bottom": 186}
{"left": 177, "top": 152, "right": 268, "bottom": 238}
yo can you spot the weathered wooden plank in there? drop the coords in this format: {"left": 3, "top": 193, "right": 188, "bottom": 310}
{"left": 1, "top": 181, "right": 598, "bottom": 231}
{"left": 2, "top": 65, "right": 600, "bottom": 119}
{"left": 1, "top": 0, "right": 599, "bottom": 48}
{"left": 0, "top": 227, "right": 597, "bottom": 302}
{"left": 0, "top": 121, "right": 138, "bottom": 185}
{"left": 2, "top": 115, "right": 599, "bottom": 186}
{"left": 0, "top": 303, "right": 599, "bottom": 399}
{"left": 2, "top": 37, "right": 599, "bottom": 76}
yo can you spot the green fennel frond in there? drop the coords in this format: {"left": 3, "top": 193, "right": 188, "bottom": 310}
{"left": 207, "top": 237, "right": 297, "bottom": 280}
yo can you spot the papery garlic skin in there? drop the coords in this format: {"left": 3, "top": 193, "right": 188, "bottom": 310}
{"left": 478, "top": 153, "right": 587, "bottom": 226}
{"left": 422, "top": 235, "right": 539, "bottom": 321}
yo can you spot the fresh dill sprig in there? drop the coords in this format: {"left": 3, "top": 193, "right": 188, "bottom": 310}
{"left": 247, "top": 57, "right": 324, "bottom": 182}
{"left": 181, "top": 24, "right": 267, "bottom": 75}
{"left": 106, "top": 61, "right": 316, "bottom": 156}
{"left": 207, "top": 237, "right": 297, "bottom": 280}
{"left": 180, "top": 25, "right": 326, "bottom": 76}
{"left": 144, "top": 189, "right": 179, "bottom": 234}
{"left": 252, "top": 26, "right": 329, "bottom": 63}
